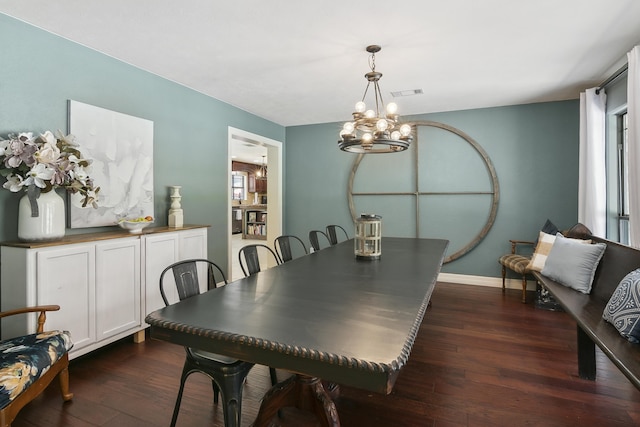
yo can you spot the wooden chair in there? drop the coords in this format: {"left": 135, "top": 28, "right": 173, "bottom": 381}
{"left": 0, "top": 305, "right": 73, "bottom": 427}
{"left": 308, "top": 230, "right": 332, "bottom": 252}
{"left": 274, "top": 235, "right": 308, "bottom": 263}
{"left": 238, "top": 244, "right": 280, "bottom": 277}
{"left": 326, "top": 225, "right": 349, "bottom": 246}
{"left": 498, "top": 240, "right": 534, "bottom": 303}
{"left": 160, "top": 259, "right": 255, "bottom": 427}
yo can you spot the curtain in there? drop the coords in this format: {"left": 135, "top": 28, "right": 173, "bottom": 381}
{"left": 578, "top": 88, "right": 607, "bottom": 237}
{"left": 628, "top": 46, "right": 640, "bottom": 246}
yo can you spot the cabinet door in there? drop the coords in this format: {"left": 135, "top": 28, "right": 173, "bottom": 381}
{"left": 143, "top": 232, "right": 180, "bottom": 316}
{"left": 36, "top": 244, "right": 95, "bottom": 351}
{"left": 248, "top": 174, "right": 256, "bottom": 193}
{"left": 179, "top": 228, "right": 207, "bottom": 260}
{"left": 95, "top": 238, "right": 141, "bottom": 341}
{"left": 256, "top": 178, "right": 267, "bottom": 194}
{"left": 178, "top": 228, "right": 209, "bottom": 292}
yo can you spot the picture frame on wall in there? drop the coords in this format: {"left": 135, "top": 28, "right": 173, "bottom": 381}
{"left": 68, "top": 100, "right": 154, "bottom": 228}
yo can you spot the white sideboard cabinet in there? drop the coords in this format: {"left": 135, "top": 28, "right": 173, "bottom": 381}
{"left": 142, "top": 227, "right": 209, "bottom": 316}
{"left": 0, "top": 225, "right": 208, "bottom": 359}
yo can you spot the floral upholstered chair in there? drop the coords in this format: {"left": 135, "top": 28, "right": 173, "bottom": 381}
{"left": 0, "top": 305, "right": 73, "bottom": 426}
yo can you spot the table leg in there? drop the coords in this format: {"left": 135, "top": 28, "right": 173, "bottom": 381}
{"left": 252, "top": 374, "right": 340, "bottom": 427}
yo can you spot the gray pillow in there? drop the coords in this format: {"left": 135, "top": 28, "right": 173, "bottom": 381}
{"left": 541, "top": 219, "right": 559, "bottom": 236}
{"left": 541, "top": 233, "right": 606, "bottom": 294}
{"left": 603, "top": 269, "right": 640, "bottom": 343}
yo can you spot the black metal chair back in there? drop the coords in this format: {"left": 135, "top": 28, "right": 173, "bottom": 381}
{"left": 274, "top": 235, "right": 308, "bottom": 263}
{"left": 326, "top": 225, "right": 349, "bottom": 246}
{"left": 309, "top": 230, "right": 332, "bottom": 252}
{"left": 160, "top": 259, "right": 227, "bottom": 306}
{"left": 238, "top": 244, "right": 280, "bottom": 277}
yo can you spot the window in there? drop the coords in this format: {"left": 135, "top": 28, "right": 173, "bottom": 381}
{"left": 232, "top": 173, "right": 245, "bottom": 200}
{"left": 618, "top": 111, "right": 630, "bottom": 244}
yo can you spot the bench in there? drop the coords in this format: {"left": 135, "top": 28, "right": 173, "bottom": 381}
{"left": 533, "top": 236, "right": 640, "bottom": 389}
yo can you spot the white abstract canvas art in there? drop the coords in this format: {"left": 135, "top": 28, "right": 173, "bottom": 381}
{"left": 68, "top": 100, "right": 154, "bottom": 228}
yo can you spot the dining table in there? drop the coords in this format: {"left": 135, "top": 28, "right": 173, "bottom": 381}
{"left": 145, "top": 237, "right": 448, "bottom": 426}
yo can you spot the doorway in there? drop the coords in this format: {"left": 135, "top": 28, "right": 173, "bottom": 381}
{"left": 227, "top": 127, "right": 283, "bottom": 281}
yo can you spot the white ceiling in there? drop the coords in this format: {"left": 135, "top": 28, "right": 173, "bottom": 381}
{"left": 2, "top": 0, "right": 640, "bottom": 131}
{"left": 231, "top": 137, "right": 268, "bottom": 166}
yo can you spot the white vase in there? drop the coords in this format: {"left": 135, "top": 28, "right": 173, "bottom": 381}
{"left": 18, "top": 190, "right": 66, "bottom": 241}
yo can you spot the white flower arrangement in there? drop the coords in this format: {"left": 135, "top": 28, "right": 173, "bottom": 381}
{"left": 0, "top": 130, "right": 99, "bottom": 208}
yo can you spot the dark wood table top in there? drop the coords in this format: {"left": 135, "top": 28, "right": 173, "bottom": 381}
{"left": 146, "top": 237, "right": 448, "bottom": 394}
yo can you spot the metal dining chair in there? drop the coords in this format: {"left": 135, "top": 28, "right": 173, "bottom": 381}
{"left": 326, "top": 225, "right": 349, "bottom": 246}
{"left": 309, "top": 230, "right": 332, "bottom": 252}
{"left": 159, "top": 259, "right": 254, "bottom": 427}
{"left": 274, "top": 235, "right": 308, "bottom": 263}
{"left": 238, "top": 244, "right": 281, "bottom": 277}
{"left": 236, "top": 245, "right": 280, "bottom": 385}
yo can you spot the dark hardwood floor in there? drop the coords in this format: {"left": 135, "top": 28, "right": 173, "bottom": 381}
{"left": 13, "top": 283, "right": 640, "bottom": 426}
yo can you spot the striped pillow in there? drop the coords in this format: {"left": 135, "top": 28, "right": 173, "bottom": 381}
{"left": 527, "top": 231, "right": 556, "bottom": 272}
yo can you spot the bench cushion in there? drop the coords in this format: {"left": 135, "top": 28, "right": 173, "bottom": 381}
{"left": 603, "top": 269, "right": 640, "bottom": 343}
{"left": 0, "top": 330, "right": 73, "bottom": 409}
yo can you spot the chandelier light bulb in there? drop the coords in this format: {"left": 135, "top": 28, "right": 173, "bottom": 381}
{"left": 376, "top": 119, "right": 389, "bottom": 131}
{"left": 362, "top": 132, "right": 373, "bottom": 142}
{"left": 365, "top": 109, "right": 376, "bottom": 119}
{"left": 391, "top": 130, "right": 401, "bottom": 140}
{"left": 343, "top": 122, "right": 355, "bottom": 134}
{"left": 386, "top": 102, "right": 398, "bottom": 115}
{"left": 400, "top": 123, "right": 412, "bottom": 137}
{"left": 355, "top": 101, "right": 366, "bottom": 113}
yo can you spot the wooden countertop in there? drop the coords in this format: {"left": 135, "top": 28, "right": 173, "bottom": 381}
{"left": 1, "top": 224, "right": 210, "bottom": 248}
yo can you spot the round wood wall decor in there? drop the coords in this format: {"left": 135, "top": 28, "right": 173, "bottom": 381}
{"left": 347, "top": 120, "right": 500, "bottom": 263}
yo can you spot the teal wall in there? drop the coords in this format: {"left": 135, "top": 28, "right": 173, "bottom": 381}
{"left": 1, "top": 14, "right": 581, "bottom": 281}
{"left": 0, "top": 14, "right": 285, "bottom": 270}
{"left": 285, "top": 100, "right": 580, "bottom": 278}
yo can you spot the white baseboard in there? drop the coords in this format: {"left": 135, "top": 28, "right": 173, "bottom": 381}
{"left": 437, "top": 272, "right": 536, "bottom": 291}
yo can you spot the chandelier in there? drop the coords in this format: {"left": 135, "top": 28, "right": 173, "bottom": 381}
{"left": 338, "top": 45, "right": 413, "bottom": 153}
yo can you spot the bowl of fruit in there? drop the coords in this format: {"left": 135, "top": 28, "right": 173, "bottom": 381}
{"left": 117, "top": 216, "right": 154, "bottom": 233}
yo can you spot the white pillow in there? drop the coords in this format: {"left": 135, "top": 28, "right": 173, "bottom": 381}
{"left": 527, "top": 232, "right": 591, "bottom": 272}
{"left": 541, "top": 233, "right": 606, "bottom": 294}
